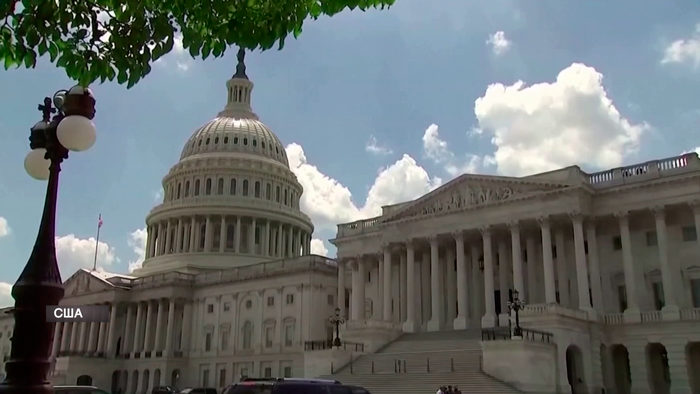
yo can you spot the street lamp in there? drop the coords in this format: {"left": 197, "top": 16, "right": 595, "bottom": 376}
{"left": 328, "top": 307, "right": 345, "bottom": 348}
{"left": 507, "top": 289, "right": 525, "bottom": 338}
{"left": 0, "top": 86, "right": 96, "bottom": 394}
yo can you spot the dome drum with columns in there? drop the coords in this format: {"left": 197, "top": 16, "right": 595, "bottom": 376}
{"left": 134, "top": 49, "right": 314, "bottom": 276}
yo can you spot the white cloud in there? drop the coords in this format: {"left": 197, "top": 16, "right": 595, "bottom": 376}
{"left": 661, "top": 24, "right": 700, "bottom": 69}
{"left": 0, "top": 217, "right": 10, "bottom": 237}
{"left": 55, "top": 234, "right": 119, "bottom": 277}
{"left": 421, "top": 124, "right": 486, "bottom": 176}
{"left": 153, "top": 188, "right": 164, "bottom": 203}
{"left": 473, "top": 63, "right": 648, "bottom": 176}
{"left": 127, "top": 228, "right": 147, "bottom": 273}
{"left": 0, "top": 282, "right": 12, "bottom": 308}
{"left": 310, "top": 239, "right": 329, "bottom": 256}
{"left": 487, "top": 31, "right": 511, "bottom": 55}
{"left": 154, "top": 34, "right": 192, "bottom": 72}
{"left": 286, "top": 143, "right": 441, "bottom": 230}
{"left": 365, "top": 136, "right": 393, "bottom": 156}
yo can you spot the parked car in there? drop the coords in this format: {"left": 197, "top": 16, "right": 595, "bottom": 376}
{"left": 54, "top": 386, "right": 110, "bottom": 394}
{"left": 223, "top": 378, "right": 372, "bottom": 394}
{"left": 152, "top": 386, "right": 177, "bottom": 394}
{"left": 179, "top": 388, "right": 218, "bottom": 394}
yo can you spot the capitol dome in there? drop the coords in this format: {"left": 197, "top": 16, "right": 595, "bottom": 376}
{"left": 134, "top": 48, "right": 314, "bottom": 276}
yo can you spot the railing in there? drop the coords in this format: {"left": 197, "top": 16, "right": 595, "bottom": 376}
{"left": 336, "top": 216, "right": 382, "bottom": 237}
{"left": 481, "top": 327, "right": 553, "bottom": 343}
{"left": 303, "top": 340, "right": 365, "bottom": 352}
{"left": 345, "top": 319, "right": 400, "bottom": 330}
{"left": 521, "top": 303, "right": 590, "bottom": 321}
{"left": 587, "top": 153, "right": 698, "bottom": 187}
{"left": 681, "top": 308, "right": 700, "bottom": 320}
{"left": 348, "top": 355, "right": 461, "bottom": 374}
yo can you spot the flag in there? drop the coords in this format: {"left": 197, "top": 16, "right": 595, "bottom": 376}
{"left": 98, "top": 214, "right": 103, "bottom": 229}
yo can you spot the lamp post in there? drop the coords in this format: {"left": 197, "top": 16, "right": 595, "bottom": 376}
{"left": 328, "top": 307, "right": 345, "bottom": 348}
{"left": 507, "top": 289, "right": 525, "bottom": 338}
{"left": 0, "top": 86, "right": 96, "bottom": 394}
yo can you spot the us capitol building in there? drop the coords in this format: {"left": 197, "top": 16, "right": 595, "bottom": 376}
{"left": 0, "top": 52, "right": 700, "bottom": 394}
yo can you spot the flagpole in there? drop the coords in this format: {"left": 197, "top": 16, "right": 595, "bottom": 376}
{"left": 92, "top": 214, "right": 102, "bottom": 271}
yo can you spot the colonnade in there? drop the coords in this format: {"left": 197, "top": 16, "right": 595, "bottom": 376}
{"left": 144, "top": 216, "right": 312, "bottom": 260}
{"left": 338, "top": 205, "right": 696, "bottom": 331}
{"left": 52, "top": 303, "right": 118, "bottom": 358}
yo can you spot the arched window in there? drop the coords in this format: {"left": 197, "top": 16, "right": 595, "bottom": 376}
{"left": 176, "top": 183, "right": 181, "bottom": 199}
{"left": 205, "top": 178, "right": 212, "bottom": 195}
{"left": 199, "top": 223, "right": 206, "bottom": 249}
{"left": 242, "top": 321, "right": 252, "bottom": 350}
{"left": 230, "top": 179, "right": 237, "bottom": 195}
{"left": 284, "top": 189, "right": 288, "bottom": 205}
{"left": 254, "top": 181, "right": 261, "bottom": 198}
{"left": 194, "top": 180, "right": 200, "bottom": 196}
{"left": 290, "top": 192, "right": 295, "bottom": 208}
{"left": 226, "top": 224, "right": 235, "bottom": 249}
{"left": 276, "top": 186, "right": 280, "bottom": 202}
{"left": 265, "top": 184, "right": 271, "bottom": 200}
{"left": 242, "top": 180, "right": 249, "bottom": 196}
{"left": 217, "top": 178, "right": 224, "bottom": 195}
{"left": 185, "top": 181, "right": 190, "bottom": 197}
{"left": 212, "top": 223, "right": 221, "bottom": 250}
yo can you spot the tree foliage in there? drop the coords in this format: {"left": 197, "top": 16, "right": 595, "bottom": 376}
{"left": 0, "top": 0, "right": 396, "bottom": 88}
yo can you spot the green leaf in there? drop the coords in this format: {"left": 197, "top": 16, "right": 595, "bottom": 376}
{"left": 23, "top": 49, "right": 36, "bottom": 68}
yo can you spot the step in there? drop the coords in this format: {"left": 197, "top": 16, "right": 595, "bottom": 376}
{"left": 323, "top": 372, "right": 520, "bottom": 394}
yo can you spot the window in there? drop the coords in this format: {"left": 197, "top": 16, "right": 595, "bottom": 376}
{"left": 234, "top": 137, "right": 239, "bottom": 144}
{"left": 264, "top": 368, "right": 272, "bottom": 378}
{"left": 265, "top": 326, "right": 274, "bottom": 348}
{"left": 246, "top": 300, "right": 252, "bottom": 309}
{"left": 230, "top": 179, "right": 237, "bottom": 195}
{"left": 328, "top": 294, "right": 334, "bottom": 306}
{"left": 217, "top": 178, "right": 224, "bottom": 195}
{"left": 254, "top": 181, "right": 261, "bottom": 198}
{"left": 207, "top": 304, "right": 214, "bottom": 313}
{"left": 177, "top": 183, "right": 181, "bottom": 199}
{"left": 683, "top": 226, "right": 697, "bottom": 242}
{"left": 522, "top": 248, "right": 528, "bottom": 262}
{"left": 242, "top": 322, "right": 252, "bottom": 350}
{"left": 223, "top": 302, "right": 231, "bottom": 312}
{"left": 265, "top": 184, "right": 271, "bottom": 200}
{"left": 276, "top": 186, "right": 280, "bottom": 202}
{"left": 617, "top": 285, "right": 628, "bottom": 312}
{"left": 219, "top": 369, "right": 226, "bottom": 388}
{"left": 206, "top": 178, "right": 212, "bottom": 195}
{"left": 283, "top": 367, "right": 292, "bottom": 378}
{"left": 205, "top": 332, "right": 212, "bottom": 351}
{"left": 267, "top": 296, "right": 275, "bottom": 307}
{"left": 284, "top": 189, "right": 288, "bottom": 205}
{"left": 224, "top": 137, "right": 229, "bottom": 144}
{"left": 286, "top": 294, "right": 294, "bottom": 304}
{"left": 221, "top": 330, "right": 229, "bottom": 350}
{"left": 255, "top": 227, "right": 260, "bottom": 245}
{"left": 652, "top": 282, "right": 665, "bottom": 311}
{"left": 202, "top": 370, "right": 210, "bottom": 387}
{"left": 242, "top": 180, "right": 249, "bottom": 196}
{"left": 584, "top": 240, "right": 589, "bottom": 254}
{"left": 185, "top": 181, "right": 190, "bottom": 197}
{"left": 226, "top": 225, "right": 235, "bottom": 249}
{"left": 646, "top": 231, "right": 658, "bottom": 246}
{"left": 194, "top": 179, "right": 200, "bottom": 196}
{"left": 691, "top": 279, "right": 700, "bottom": 308}
{"left": 551, "top": 246, "right": 557, "bottom": 259}
{"left": 367, "top": 272, "right": 371, "bottom": 283}
{"left": 199, "top": 223, "right": 206, "bottom": 249}
{"left": 284, "top": 324, "right": 294, "bottom": 347}
{"left": 612, "top": 236, "right": 622, "bottom": 250}
{"left": 215, "top": 137, "right": 219, "bottom": 144}
{"left": 243, "top": 138, "right": 248, "bottom": 146}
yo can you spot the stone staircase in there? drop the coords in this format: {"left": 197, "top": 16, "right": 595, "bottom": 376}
{"left": 323, "top": 329, "right": 521, "bottom": 394}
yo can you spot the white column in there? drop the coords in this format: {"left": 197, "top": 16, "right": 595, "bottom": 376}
{"left": 175, "top": 219, "right": 183, "bottom": 253}
{"left": 357, "top": 258, "right": 366, "bottom": 320}
{"left": 526, "top": 236, "right": 538, "bottom": 304}
{"left": 106, "top": 303, "right": 119, "bottom": 355}
{"left": 251, "top": 218, "right": 257, "bottom": 254}
{"left": 554, "top": 229, "right": 570, "bottom": 306}
{"left": 123, "top": 304, "right": 135, "bottom": 355}
{"left": 60, "top": 322, "right": 71, "bottom": 353}
{"left": 157, "top": 223, "right": 165, "bottom": 255}
{"left": 585, "top": 221, "right": 604, "bottom": 312}
{"left": 78, "top": 322, "right": 88, "bottom": 352}
{"left": 189, "top": 216, "right": 197, "bottom": 253}
{"left": 350, "top": 260, "right": 359, "bottom": 320}
{"left": 287, "top": 226, "right": 293, "bottom": 258}
{"left": 132, "top": 302, "right": 145, "bottom": 354}
{"left": 87, "top": 321, "right": 99, "bottom": 353}
{"left": 480, "top": 227, "right": 497, "bottom": 328}
{"left": 204, "top": 216, "right": 213, "bottom": 252}
{"left": 617, "top": 211, "right": 641, "bottom": 321}
{"left": 376, "top": 256, "right": 383, "bottom": 319}
{"left": 236, "top": 217, "right": 242, "bottom": 253}
{"left": 498, "top": 240, "right": 509, "bottom": 321}
{"left": 653, "top": 206, "right": 680, "bottom": 319}
{"left": 51, "top": 322, "right": 62, "bottom": 359}
{"left": 276, "top": 223, "right": 283, "bottom": 258}
{"left": 154, "top": 299, "right": 166, "bottom": 352}
{"left": 403, "top": 241, "right": 416, "bottom": 332}
{"left": 337, "top": 260, "right": 346, "bottom": 318}
{"left": 383, "top": 245, "right": 392, "bottom": 321}
{"left": 470, "top": 245, "right": 482, "bottom": 322}
{"left": 97, "top": 321, "right": 107, "bottom": 355}
{"left": 399, "top": 251, "right": 407, "bottom": 324}
{"left": 427, "top": 236, "right": 442, "bottom": 331}
{"left": 164, "top": 221, "right": 173, "bottom": 254}
{"left": 453, "top": 232, "right": 468, "bottom": 330}
{"left": 165, "top": 299, "right": 177, "bottom": 356}
{"left": 145, "top": 226, "right": 154, "bottom": 258}
{"left": 264, "top": 221, "right": 271, "bottom": 256}
{"left": 445, "top": 246, "right": 456, "bottom": 323}
{"left": 509, "top": 222, "right": 524, "bottom": 296}
{"left": 538, "top": 217, "right": 557, "bottom": 304}
{"left": 571, "top": 212, "right": 592, "bottom": 311}
{"left": 69, "top": 321, "right": 79, "bottom": 352}
{"left": 181, "top": 301, "right": 193, "bottom": 353}
{"left": 219, "top": 216, "right": 226, "bottom": 253}
{"left": 144, "top": 300, "right": 157, "bottom": 352}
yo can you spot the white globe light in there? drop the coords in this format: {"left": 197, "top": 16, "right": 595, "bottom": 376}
{"left": 56, "top": 115, "right": 96, "bottom": 152}
{"left": 24, "top": 148, "right": 50, "bottom": 180}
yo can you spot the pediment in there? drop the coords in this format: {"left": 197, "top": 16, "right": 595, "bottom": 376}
{"left": 381, "top": 174, "right": 571, "bottom": 223}
{"left": 63, "top": 269, "right": 112, "bottom": 297}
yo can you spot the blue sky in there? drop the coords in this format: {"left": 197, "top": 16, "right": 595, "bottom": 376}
{"left": 1, "top": 0, "right": 700, "bottom": 305}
